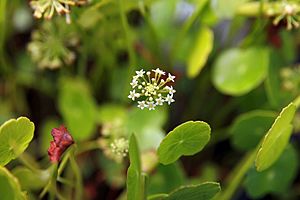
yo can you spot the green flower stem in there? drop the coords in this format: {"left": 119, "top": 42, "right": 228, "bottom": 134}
{"left": 77, "top": 140, "right": 100, "bottom": 154}
{"left": 118, "top": 0, "right": 137, "bottom": 99}
{"left": 236, "top": 2, "right": 300, "bottom": 17}
{"left": 18, "top": 153, "right": 41, "bottom": 173}
{"left": 213, "top": 150, "right": 257, "bottom": 200}
{"left": 69, "top": 146, "right": 83, "bottom": 200}
{"left": 0, "top": 0, "right": 9, "bottom": 74}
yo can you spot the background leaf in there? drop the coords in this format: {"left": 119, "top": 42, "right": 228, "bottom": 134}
{"left": 158, "top": 121, "right": 211, "bottom": 165}
{"left": 58, "top": 77, "right": 97, "bottom": 141}
{"left": 187, "top": 26, "right": 213, "bottom": 78}
{"left": 0, "top": 117, "right": 34, "bottom": 166}
{"left": 212, "top": 47, "right": 269, "bottom": 96}
{"left": 255, "top": 103, "right": 296, "bottom": 171}
{"left": 245, "top": 145, "right": 298, "bottom": 198}
{"left": 230, "top": 110, "right": 276, "bottom": 151}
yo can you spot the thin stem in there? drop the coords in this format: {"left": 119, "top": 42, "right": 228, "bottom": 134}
{"left": 77, "top": 140, "right": 100, "bottom": 154}
{"left": 213, "top": 150, "right": 257, "bottom": 200}
{"left": 69, "top": 146, "right": 83, "bottom": 200}
{"left": 118, "top": 0, "right": 137, "bottom": 99}
{"left": 18, "top": 153, "right": 40, "bottom": 173}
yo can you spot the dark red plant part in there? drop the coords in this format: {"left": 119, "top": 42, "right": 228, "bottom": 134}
{"left": 48, "top": 125, "right": 74, "bottom": 163}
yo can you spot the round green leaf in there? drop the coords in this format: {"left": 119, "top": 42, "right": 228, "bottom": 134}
{"left": 0, "top": 166, "right": 26, "bottom": 200}
{"left": 157, "top": 121, "right": 211, "bottom": 165}
{"left": 0, "top": 117, "right": 35, "bottom": 166}
{"left": 245, "top": 145, "right": 298, "bottom": 198}
{"left": 58, "top": 78, "right": 97, "bottom": 141}
{"left": 212, "top": 47, "right": 269, "bottom": 96}
{"left": 166, "top": 182, "right": 221, "bottom": 200}
{"left": 187, "top": 26, "right": 213, "bottom": 78}
{"left": 230, "top": 110, "right": 276, "bottom": 151}
{"left": 255, "top": 103, "right": 296, "bottom": 171}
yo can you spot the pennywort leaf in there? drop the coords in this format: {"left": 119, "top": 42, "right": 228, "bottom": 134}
{"left": 212, "top": 47, "right": 269, "bottom": 96}
{"left": 0, "top": 117, "right": 35, "bottom": 166}
{"left": 158, "top": 121, "right": 211, "bottom": 165}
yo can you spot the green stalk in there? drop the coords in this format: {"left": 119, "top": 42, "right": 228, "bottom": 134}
{"left": 213, "top": 150, "right": 257, "bottom": 200}
{"left": 118, "top": 0, "right": 137, "bottom": 99}
{"left": 69, "top": 146, "right": 83, "bottom": 200}
{"left": 0, "top": 0, "right": 9, "bottom": 74}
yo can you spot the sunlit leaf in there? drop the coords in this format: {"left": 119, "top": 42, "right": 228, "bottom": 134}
{"left": 158, "top": 121, "right": 210, "bottom": 165}
{"left": 58, "top": 78, "right": 97, "bottom": 141}
{"left": 245, "top": 145, "right": 298, "bottom": 198}
{"left": 127, "top": 134, "right": 145, "bottom": 200}
{"left": 255, "top": 103, "right": 296, "bottom": 171}
{"left": 212, "top": 47, "right": 269, "bottom": 96}
{"left": 187, "top": 26, "right": 213, "bottom": 78}
{"left": 0, "top": 117, "right": 34, "bottom": 166}
{"left": 231, "top": 110, "right": 276, "bottom": 151}
{"left": 0, "top": 166, "right": 26, "bottom": 200}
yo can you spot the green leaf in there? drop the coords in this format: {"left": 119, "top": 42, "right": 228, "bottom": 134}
{"left": 0, "top": 166, "right": 26, "bottom": 200}
{"left": 147, "top": 194, "right": 169, "bottom": 200}
{"left": 0, "top": 117, "right": 35, "bottom": 166}
{"left": 230, "top": 110, "right": 276, "bottom": 151}
{"left": 187, "top": 26, "right": 213, "bottom": 78}
{"left": 12, "top": 167, "right": 49, "bottom": 190}
{"left": 212, "top": 47, "right": 269, "bottom": 96}
{"left": 158, "top": 121, "right": 211, "bottom": 165}
{"left": 147, "top": 163, "right": 186, "bottom": 195}
{"left": 255, "top": 103, "right": 296, "bottom": 171}
{"left": 127, "top": 134, "right": 144, "bottom": 200}
{"left": 245, "top": 145, "right": 298, "bottom": 198}
{"left": 166, "top": 182, "right": 220, "bottom": 200}
{"left": 58, "top": 78, "right": 97, "bottom": 141}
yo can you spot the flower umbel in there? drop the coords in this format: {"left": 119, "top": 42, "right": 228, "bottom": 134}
{"left": 29, "top": 0, "right": 87, "bottom": 23}
{"left": 128, "top": 68, "right": 176, "bottom": 110}
{"left": 48, "top": 125, "right": 74, "bottom": 163}
{"left": 110, "top": 138, "right": 129, "bottom": 158}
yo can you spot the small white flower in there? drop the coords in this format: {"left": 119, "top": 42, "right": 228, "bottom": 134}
{"left": 152, "top": 68, "right": 165, "bottom": 75}
{"left": 137, "top": 101, "right": 148, "bottom": 109}
{"left": 130, "top": 79, "right": 138, "bottom": 88}
{"left": 129, "top": 68, "right": 176, "bottom": 110}
{"left": 148, "top": 101, "right": 156, "bottom": 110}
{"left": 155, "top": 97, "right": 164, "bottom": 106}
{"left": 128, "top": 90, "right": 139, "bottom": 100}
{"left": 165, "top": 94, "right": 175, "bottom": 105}
{"left": 135, "top": 69, "right": 145, "bottom": 77}
{"left": 167, "top": 73, "right": 176, "bottom": 82}
{"left": 165, "top": 86, "right": 176, "bottom": 95}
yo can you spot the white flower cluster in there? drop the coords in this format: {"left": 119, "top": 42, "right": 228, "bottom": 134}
{"left": 128, "top": 68, "right": 176, "bottom": 110}
{"left": 110, "top": 138, "right": 129, "bottom": 157}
